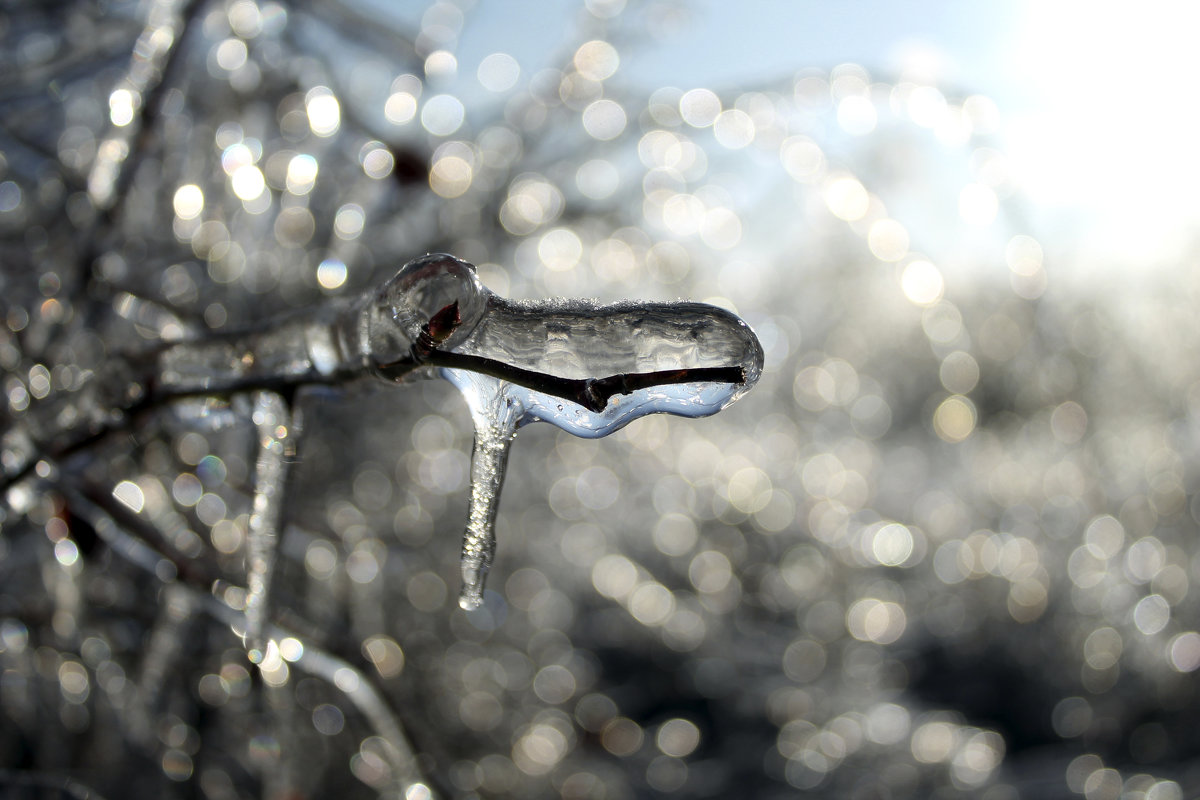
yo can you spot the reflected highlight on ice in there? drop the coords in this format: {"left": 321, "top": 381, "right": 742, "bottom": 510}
{"left": 19, "top": 250, "right": 761, "bottom": 617}
{"left": 380, "top": 254, "right": 763, "bottom": 608}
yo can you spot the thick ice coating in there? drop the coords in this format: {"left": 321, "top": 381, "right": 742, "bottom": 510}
{"left": 379, "top": 253, "right": 488, "bottom": 353}
{"left": 447, "top": 296, "right": 763, "bottom": 437}
{"left": 151, "top": 251, "right": 762, "bottom": 611}
{"left": 383, "top": 254, "right": 764, "bottom": 609}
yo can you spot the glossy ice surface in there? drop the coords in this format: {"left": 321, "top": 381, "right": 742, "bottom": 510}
{"left": 387, "top": 255, "right": 763, "bottom": 608}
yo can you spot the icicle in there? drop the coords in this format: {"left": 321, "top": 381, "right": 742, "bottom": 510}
{"left": 451, "top": 371, "right": 522, "bottom": 609}
{"left": 244, "top": 390, "right": 293, "bottom": 663}
{"left": 57, "top": 253, "right": 762, "bottom": 612}
{"left": 414, "top": 254, "right": 764, "bottom": 607}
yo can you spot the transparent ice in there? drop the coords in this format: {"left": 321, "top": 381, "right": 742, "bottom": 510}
{"left": 9, "top": 0, "right": 1199, "bottom": 793}
{"left": 420, "top": 257, "right": 765, "bottom": 607}
{"left": 165, "top": 253, "right": 762, "bottom": 610}
{"left": 243, "top": 390, "right": 293, "bottom": 663}
{"left": 13, "top": 253, "right": 761, "bottom": 616}
{"left": 0, "top": 242, "right": 758, "bottom": 794}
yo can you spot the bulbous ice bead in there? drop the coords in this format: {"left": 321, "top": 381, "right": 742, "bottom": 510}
{"left": 383, "top": 253, "right": 489, "bottom": 352}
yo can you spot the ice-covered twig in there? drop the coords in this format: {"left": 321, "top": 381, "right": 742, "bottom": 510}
{"left": 132, "top": 582, "right": 199, "bottom": 746}
{"left": 415, "top": 349, "right": 746, "bottom": 413}
{"left": 244, "top": 390, "right": 293, "bottom": 663}
{"left": 5, "top": 253, "right": 757, "bottom": 485}
{"left": 58, "top": 488, "right": 178, "bottom": 581}
{"left": 87, "top": 0, "right": 205, "bottom": 210}
{"left": 61, "top": 489, "right": 435, "bottom": 798}
{"left": 267, "top": 628, "right": 433, "bottom": 798}
{"left": 394, "top": 256, "right": 763, "bottom": 607}
{"left": 11, "top": 253, "right": 762, "bottom": 613}
{"left": 162, "top": 253, "right": 761, "bottom": 608}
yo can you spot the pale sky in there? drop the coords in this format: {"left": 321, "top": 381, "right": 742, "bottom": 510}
{"left": 434, "top": 1, "right": 1200, "bottom": 278}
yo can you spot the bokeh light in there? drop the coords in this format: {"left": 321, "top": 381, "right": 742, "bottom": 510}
{"left": 3, "top": 3, "right": 1199, "bottom": 800}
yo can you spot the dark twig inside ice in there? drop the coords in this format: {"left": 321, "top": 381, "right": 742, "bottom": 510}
{"left": 384, "top": 348, "right": 746, "bottom": 413}
{"left": 2, "top": 253, "right": 761, "bottom": 617}
{"left": 379, "top": 299, "right": 749, "bottom": 412}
